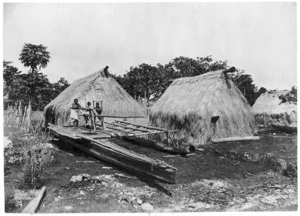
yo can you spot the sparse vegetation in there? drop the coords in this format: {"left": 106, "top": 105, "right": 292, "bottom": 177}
{"left": 279, "top": 86, "right": 297, "bottom": 104}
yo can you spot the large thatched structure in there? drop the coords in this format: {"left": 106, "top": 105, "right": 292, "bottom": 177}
{"left": 44, "top": 68, "right": 145, "bottom": 126}
{"left": 252, "top": 90, "right": 297, "bottom": 131}
{"left": 150, "top": 70, "right": 255, "bottom": 148}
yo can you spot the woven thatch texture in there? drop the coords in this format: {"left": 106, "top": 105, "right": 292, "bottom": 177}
{"left": 44, "top": 68, "right": 145, "bottom": 125}
{"left": 150, "top": 71, "right": 255, "bottom": 147}
{"left": 252, "top": 90, "right": 297, "bottom": 128}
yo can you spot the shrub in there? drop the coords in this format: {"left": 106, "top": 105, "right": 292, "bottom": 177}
{"left": 5, "top": 126, "right": 54, "bottom": 189}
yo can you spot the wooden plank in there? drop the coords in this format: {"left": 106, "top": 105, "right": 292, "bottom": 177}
{"left": 110, "top": 121, "right": 152, "bottom": 133}
{"left": 105, "top": 123, "right": 165, "bottom": 137}
{"left": 82, "top": 134, "right": 111, "bottom": 139}
{"left": 49, "top": 124, "right": 176, "bottom": 184}
{"left": 48, "top": 125, "right": 82, "bottom": 140}
{"left": 211, "top": 136, "right": 260, "bottom": 143}
{"left": 22, "top": 186, "right": 46, "bottom": 213}
{"left": 76, "top": 108, "right": 145, "bottom": 119}
{"left": 116, "top": 120, "right": 178, "bottom": 132}
{"left": 77, "top": 133, "right": 110, "bottom": 142}
{"left": 113, "top": 121, "right": 164, "bottom": 134}
{"left": 105, "top": 125, "right": 135, "bottom": 136}
{"left": 131, "top": 131, "right": 166, "bottom": 136}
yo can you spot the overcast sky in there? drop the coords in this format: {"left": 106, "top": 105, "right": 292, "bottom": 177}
{"left": 3, "top": 2, "right": 297, "bottom": 90}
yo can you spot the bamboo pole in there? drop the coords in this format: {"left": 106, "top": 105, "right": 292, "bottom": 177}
{"left": 11, "top": 109, "right": 16, "bottom": 127}
{"left": 89, "top": 110, "right": 96, "bottom": 131}
{"left": 26, "top": 101, "right": 32, "bottom": 131}
{"left": 21, "top": 106, "right": 27, "bottom": 129}
{"left": 102, "top": 100, "right": 106, "bottom": 130}
{"left": 18, "top": 101, "right": 23, "bottom": 128}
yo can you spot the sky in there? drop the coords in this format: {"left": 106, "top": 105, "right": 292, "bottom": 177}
{"left": 3, "top": 2, "right": 297, "bottom": 90}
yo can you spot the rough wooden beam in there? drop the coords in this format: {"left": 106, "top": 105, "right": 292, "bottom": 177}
{"left": 211, "top": 136, "right": 260, "bottom": 143}
{"left": 116, "top": 120, "right": 178, "bottom": 133}
{"left": 22, "top": 186, "right": 46, "bottom": 213}
{"left": 110, "top": 121, "right": 152, "bottom": 133}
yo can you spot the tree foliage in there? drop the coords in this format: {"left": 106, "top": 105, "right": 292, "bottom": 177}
{"left": 279, "top": 86, "right": 297, "bottom": 103}
{"left": 114, "top": 56, "right": 236, "bottom": 102}
{"left": 19, "top": 43, "right": 51, "bottom": 73}
{"left": 4, "top": 48, "right": 269, "bottom": 111}
{"left": 3, "top": 61, "right": 21, "bottom": 101}
{"left": 51, "top": 77, "right": 70, "bottom": 99}
{"left": 113, "top": 55, "right": 268, "bottom": 106}
{"left": 3, "top": 60, "right": 70, "bottom": 111}
{"left": 15, "top": 73, "right": 53, "bottom": 110}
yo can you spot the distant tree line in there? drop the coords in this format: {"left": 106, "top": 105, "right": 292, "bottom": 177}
{"left": 4, "top": 43, "right": 268, "bottom": 111}
{"left": 111, "top": 56, "right": 267, "bottom": 106}
{"left": 3, "top": 43, "right": 70, "bottom": 111}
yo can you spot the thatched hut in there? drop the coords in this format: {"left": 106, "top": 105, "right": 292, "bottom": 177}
{"left": 252, "top": 90, "right": 297, "bottom": 131}
{"left": 44, "top": 68, "right": 145, "bottom": 126}
{"left": 150, "top": 70, "right": 255, "bottom": 148}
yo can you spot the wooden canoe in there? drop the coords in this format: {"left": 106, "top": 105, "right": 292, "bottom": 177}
{"left": 48, "top": 124, "right": 176, "bottom": 184}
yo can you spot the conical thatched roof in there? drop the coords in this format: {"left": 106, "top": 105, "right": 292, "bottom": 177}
{"left": 150, "top": 70, "right": 255, "bottom": 147}
{"left": 44, "top": 68, "right": 145, "bottom": 125}
{"left": 252, "top": 90, "right": 297, "bottom": 129}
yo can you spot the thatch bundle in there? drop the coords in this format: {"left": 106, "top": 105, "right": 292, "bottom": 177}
{"left": 44, "top": 68, "right": 145, "bottom": 126}
{"left": 252, "top": 90, "right": 297, "bottom": 131}
{"left": 150, "top": 70, "right": 255, "bottom": 148}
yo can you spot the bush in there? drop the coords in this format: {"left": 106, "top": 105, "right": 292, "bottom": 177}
{"left": 5, "top": 126, "right": 54, "bottom": 189}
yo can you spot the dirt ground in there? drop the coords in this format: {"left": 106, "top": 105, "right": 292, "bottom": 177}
{"left": 4, "top": 126, "right": 298, "bottom": 213}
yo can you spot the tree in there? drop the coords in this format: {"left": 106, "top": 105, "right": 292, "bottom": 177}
{"left": 18, "top": 43, "right": 51, "bottom": 109}
{"left": 3, "top": 61, "right": 21, "bottom": 101}
{"left": 19, "top": 43, "right": 50, "bottom": 73}
{"left": 15, "top": 72, "right": 53, "bottom": 110}
{"left": 279, "top": 86, "right": 297, "bottom": 103}
{"left": 233, "top": 74, "right": 258, "bottom": 106}
{"left": 121, "top": 63, "right": 164, "bottom": 102}
{"left": 113, "top": 55, "right": 266, "bottom": 106}
{"left": 115, "top": 56, "right": 232, "bottom": 102}
{"left": 51, "top": 77, "right": 70, "bottom": 99}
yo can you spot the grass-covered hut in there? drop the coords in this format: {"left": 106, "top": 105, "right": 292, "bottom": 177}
{"left": 44, "top": 68, "right": 145, "bottom": 126}
{"left": 150, "top": 70, "right": 255, "bottom": 148}
{"left": 252, "top": 90, "right": 297, "bottom": 132}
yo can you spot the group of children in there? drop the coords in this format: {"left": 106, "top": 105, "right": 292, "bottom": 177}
{"left": 70, "top": 98, "right": 103, "bottom": 128}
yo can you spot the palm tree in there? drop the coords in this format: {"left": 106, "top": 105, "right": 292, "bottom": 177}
{"left": 19, "top": 43, "right": 50, "bottom": 73}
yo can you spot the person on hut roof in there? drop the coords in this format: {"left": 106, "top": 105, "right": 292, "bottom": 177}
{"left": 103, "top": 66, "right": 109, "bottom": 78}
{"left": 70, "top": 98, "right": 81, "bottom": 127}
{"left": 83, "top": 101, "right": 92, "bottom": 127}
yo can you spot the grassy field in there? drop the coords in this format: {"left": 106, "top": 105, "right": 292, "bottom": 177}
{"left": 4, "top": 126, "right": 298, "bottom": 213}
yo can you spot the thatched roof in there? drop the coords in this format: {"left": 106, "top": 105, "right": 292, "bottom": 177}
{"left": 44, "top": 68, "right": 145, "bottom": 125}
{"left": 252, "top": 90, "right": 297, "bottom": 128}
{"left": 150, "top": 70, "right": 255, "bottom": 147}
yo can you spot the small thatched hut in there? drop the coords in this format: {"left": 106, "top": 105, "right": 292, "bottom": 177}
{"left": 150, "top": 70, "right": 255, "bottom": 148}
{"left": 44, "top": 68, "right": 145, "bottom": 126}
{"left": 252, "top": 90, "right": 297, "bottom": 131}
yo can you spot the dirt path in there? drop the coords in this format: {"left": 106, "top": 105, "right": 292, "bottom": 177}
{"left": 4, "top": 127, "right": 298, "bottom": 212}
